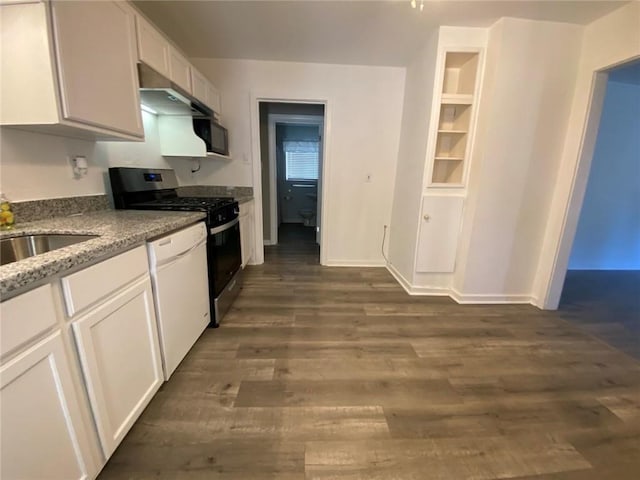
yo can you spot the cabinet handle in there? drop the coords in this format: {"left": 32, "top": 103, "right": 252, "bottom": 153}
{"left": 423, "top": 214, "right": 430, "bottom": 221}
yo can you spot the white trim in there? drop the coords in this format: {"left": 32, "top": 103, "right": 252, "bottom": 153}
{"left": 450, "top": 289, "right": 535, "bottom": 305}
{"left": 325, "top": 260, "right": 386, "bottom": 267}
{"left": 537, "top": 72, "right": 609, "bottom": 309}
{"left": 267, "top": 113, "right": 324, "bottom": 246}
{"left": 386, "top": 263, "right": 412, "bottom": 294}
{"left": 263, "top": 239, "right": 276, "bottom": 246}
{"left": 386, "top": 263, "right": 450, "bottom": 296}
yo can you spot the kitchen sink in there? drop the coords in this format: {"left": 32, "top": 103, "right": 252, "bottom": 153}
{"left": 0, "top": 234, "right": 99, "bottom": 266}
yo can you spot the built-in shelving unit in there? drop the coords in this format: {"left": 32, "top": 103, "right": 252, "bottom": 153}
{"left": 430, "top": 51, "right": 480, "bottom": 186}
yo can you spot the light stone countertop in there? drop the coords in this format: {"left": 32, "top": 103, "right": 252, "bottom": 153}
{"left": 0, "top": 209, "right": 206, "bottom": 298}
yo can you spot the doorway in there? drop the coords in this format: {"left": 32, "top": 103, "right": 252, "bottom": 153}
{"left": 258, "top": 102, "right": 325, "bottom": 264}
{"left": 557, "top": 58, "right": 640, "bottom": 358}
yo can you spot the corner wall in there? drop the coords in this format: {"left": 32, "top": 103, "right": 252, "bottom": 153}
{"left": 453, "top": 17, "right": 583, "bottom": 302}
{"left": 387, "top": 31, "right": 439, "bottom": 286}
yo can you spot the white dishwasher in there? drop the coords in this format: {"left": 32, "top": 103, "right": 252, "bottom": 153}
{"left": 147, "top": 222, "right": 209, "bottom": 380}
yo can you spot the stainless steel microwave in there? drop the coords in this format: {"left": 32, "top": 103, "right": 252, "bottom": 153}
{"left": 193, "top": 118, "right": 229, "bottom": 156}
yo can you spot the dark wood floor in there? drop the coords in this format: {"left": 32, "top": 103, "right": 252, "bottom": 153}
{"left": 559, "top": 270, "right": 640, "bottom": 359}
{"left": 98, "top": 245, "right": 640, "bottom": 479}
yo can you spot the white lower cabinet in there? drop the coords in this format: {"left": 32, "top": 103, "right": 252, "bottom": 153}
{"left": 0, "top": 331, "right": 98, "bottom": 480}
{"left": 416, "top": 195, "right": 465, "bottom": 273}
{"left": 72, "top": 275, "right": 163, "bottom": 458}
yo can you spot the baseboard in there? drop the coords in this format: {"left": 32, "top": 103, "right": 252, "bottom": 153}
{"left": 325, "top": 259, "right": 387, "bottom": 267}
{"left": 385, "top": 263, "right": 412, "bottom": 294}
{"left": 263, "top": 240, "right": 276, "bottom": 246}
{"left": 386, "top": 264, "right": 450, "bottom": 296}
{"left": 450, "top": 288, "right": 535, "bottom": 305}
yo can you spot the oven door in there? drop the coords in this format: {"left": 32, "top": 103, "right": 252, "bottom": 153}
{"left": 208, "top": 217, "right": 242, "bottom": 297}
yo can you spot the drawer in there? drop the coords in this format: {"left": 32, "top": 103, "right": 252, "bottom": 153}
{"left": 1, "top": 284, "right": 58, "bottom": 361}
{"left": 61, "top": 245, "right": 148, "bottom": 317}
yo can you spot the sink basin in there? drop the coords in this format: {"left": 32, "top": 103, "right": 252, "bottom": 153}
{"left": 1, "top": 234, "right": 99, "bottom": 266}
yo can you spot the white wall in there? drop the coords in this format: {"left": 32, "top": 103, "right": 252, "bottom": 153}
{"left": 568, "top": 80, "right": 640, "bottom": 270}
{"left": 0, "top": 112, "right": 216, "bottom": 203}
{"left": 453, "top": 17, "right": 583, "bottom": 301}
{"left": 534, "top": 1, "right": 640, "bottom": 308}
{"left": 388, "top": 31, "right": 439, "bottom": 284}
{"left": 192, "top": 58, "right": 406, "bottom": 265}
{"left": 94, "top": 111, "right": 195, "bottom": 186}
{"left": 0, "top": 127, "right": 103, "bottom": 201}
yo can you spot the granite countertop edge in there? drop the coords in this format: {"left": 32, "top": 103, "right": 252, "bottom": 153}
{"left": 0, "top": 210, "right": 206, "bottom": 297}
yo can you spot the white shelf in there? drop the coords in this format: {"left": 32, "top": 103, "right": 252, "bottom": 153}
{"left": 429, "top": 50, "right": 481, "bottom": 187}
{"left": 440, "top": 94, "right": 473, "bottom": 105}
{"left": 438, "top": 129, "right": 467, "bottom": 134}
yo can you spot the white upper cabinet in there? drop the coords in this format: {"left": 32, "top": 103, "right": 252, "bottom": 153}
{"left": 206, "top": 81, "right": 222, "bottom": 113}
{"left": 168, "top": 46, "right": 193, "bottom": 94}
{"left": 135, "top": 13, "right": 170, "bottom": 77}
{"left": 0, "top": 1, "right": 143, "bottom": 140}
{"left": 190, "top": 68, "right": 209, "bottom": 105}
{"left": 190, "top": 67, "right": 221, "bottom": 114}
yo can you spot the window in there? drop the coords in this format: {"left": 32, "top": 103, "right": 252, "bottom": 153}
{"left": 284, "top": 141, "right": 319, "bottom": 181}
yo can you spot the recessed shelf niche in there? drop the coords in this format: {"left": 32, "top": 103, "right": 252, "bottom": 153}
{"left": 431, "top": 50, "right": 480, "bottom": 186}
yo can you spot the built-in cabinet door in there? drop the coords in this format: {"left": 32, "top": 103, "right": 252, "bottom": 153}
{"left": 168, "top": 46, "right": 192, "bottom": 94}
{"left": 72, "top": 276, "right": 163, "bottom": 458}
{"left": 0, "top": 331, "right": 98, "bottom": 480}
{"left": 51, "top": 0, "right": 143, "bottom": 136}
{"left": 416, "top": 195, "right": 464, "bottom": 273}
{"left": 135, "top": 14, "right": 169, "bottom": 77}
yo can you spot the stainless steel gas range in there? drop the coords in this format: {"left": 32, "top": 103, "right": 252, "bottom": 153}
{"left": 109, "top": 167, "right": 242, "bottom": 327}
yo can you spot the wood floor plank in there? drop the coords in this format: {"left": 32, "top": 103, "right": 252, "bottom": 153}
{"left": 233, "top": 379, "right": 461, "bottom": 408}
{"left": 384, "top": 398, "right": 624, "bottom": 439}
{"left": 274, "top": 358, "right": 448, "bottom": 381}
{"left": 236, "top": 341, "right": 418, "bottom": 359}
{"left": 304, "top": 435, "right": 591, "bottom": 479}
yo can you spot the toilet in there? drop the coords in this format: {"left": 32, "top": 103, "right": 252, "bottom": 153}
{"left": 299, "top": 209, "right": 316, "bottom": 227}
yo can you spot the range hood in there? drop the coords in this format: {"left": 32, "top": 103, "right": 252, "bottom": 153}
{"left": 138, "top": 63, "right": 212, "bottom": 118}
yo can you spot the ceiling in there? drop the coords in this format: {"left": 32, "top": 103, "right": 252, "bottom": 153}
{"left": 133, "top": 0, "right": 628, "bottom": 67}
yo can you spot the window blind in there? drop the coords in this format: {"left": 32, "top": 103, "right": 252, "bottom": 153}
{"left": 284, "top": 141, "right": 319, "bottom": 181}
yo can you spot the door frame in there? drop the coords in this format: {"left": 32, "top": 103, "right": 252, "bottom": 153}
{"left": 249, "top": 94, "right": 330, "bottom": 266}
{"left": 267, "top": 113, "right": 324, "bottom": 246}
{"left": 538, "top": 55, "right": 640, "bottom": 308}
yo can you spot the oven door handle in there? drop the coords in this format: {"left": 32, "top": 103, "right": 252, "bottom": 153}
{"left": 210, "top": 217, "right": 239, "bottom": 235}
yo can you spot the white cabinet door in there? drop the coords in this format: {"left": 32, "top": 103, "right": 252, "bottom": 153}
{"left": 239, "top": 200, "right": 255, "bottom": 267}
{"left": 168, "top": 46, "right": 192, "bottom": 94}
{"left": 1, "top": 331, "right": 98, "bottom": 480}
{"left": 206, "top": 81, "right": 221, "bottom": 113}
{"left": 416, "top": 195, "right": 464, "bottom": 273}
{"left": 190, "top": 68, "right": 208, "bottom": 105}
{"left": 72, "top": 276, "right": 162, "bottom": 458}
{"left": 135, "top": 14, "right": 169, "bottom": 77}
{"left": 51, "top": 0, "right": 143, "bottom": 136}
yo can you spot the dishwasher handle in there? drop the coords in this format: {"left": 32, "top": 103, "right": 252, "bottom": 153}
{"left": 154, "top": 237, "right": 207, "bottom": 268}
